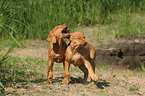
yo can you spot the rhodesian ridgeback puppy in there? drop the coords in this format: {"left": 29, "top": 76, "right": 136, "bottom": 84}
{"left": 44, "top": 23, "right": 70, "bottom": 84}
{"left": 62, "top": 32, "right": 98, "bottom": 85}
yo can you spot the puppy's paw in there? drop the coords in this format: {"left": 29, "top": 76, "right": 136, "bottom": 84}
{"left": 62, "top": 78, "right": 71, "bottom": 85}
{"left": 92, "top": 75, "right": 98, "bottom": 81}
{"left": 89, "top": 82, "right": 95, "bottom": 85}
{"left": 44, "top": 79, "right": 52, "bottom": 84}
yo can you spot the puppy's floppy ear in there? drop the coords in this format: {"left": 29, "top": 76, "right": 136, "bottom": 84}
{"left": 47, "top": 31, "right": 52, "bottom": 41}
{"left": 47, "top": 31, "right": 56, "bottom": 43}
{"left": 51, "top": 35, "right": 56, "bottom": 43}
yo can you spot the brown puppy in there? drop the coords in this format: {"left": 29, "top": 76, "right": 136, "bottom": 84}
{"left": 44, "top": 23, "right": 70, "bottom": 84}
{"left": 62, "top": 32, "right": 98, "bottom": 85}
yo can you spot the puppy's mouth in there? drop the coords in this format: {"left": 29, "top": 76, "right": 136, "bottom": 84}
{"left": 62, "top": 27, "right": 69, "bottom": 34}
{"left": 74, "top": 42, "right": 87, "bottom": 50}
{"left": 62, "top": 27, "right": 70, "bottom": 38}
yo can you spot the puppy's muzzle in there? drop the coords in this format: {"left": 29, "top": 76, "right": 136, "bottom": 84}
{"left": 79, "top": 41, "right": 87, "bottom": 47}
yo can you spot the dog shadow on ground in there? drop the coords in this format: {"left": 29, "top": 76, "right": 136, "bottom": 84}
{"left": 96, "top": 79, "right": 110, "bottom": 89}
{"left": 70, "top": 77, "right": 110, "bottom": 89}
{"left": 54, "top": 76, "right": 110, "bottom": 89}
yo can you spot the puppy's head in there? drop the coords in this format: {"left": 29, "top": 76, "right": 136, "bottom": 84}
{"left": 47, "top": 23, "right": 70, "bottom": 43}
{"left": 70, "top": 32, "right": 87, "bottom": 51}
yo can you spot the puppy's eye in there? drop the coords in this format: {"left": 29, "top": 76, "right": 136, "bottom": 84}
{"left": 57, "top": 27, "right": 59, "bottom": 29}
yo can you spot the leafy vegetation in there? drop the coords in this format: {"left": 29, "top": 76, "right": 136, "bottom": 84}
{"left": 0, "top": 0, "right": 144, "bottom": 39}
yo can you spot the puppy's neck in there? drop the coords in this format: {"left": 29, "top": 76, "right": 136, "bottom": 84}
{"left": 70, "top": 43, "right": 80, "bottom": 54}
{"left": 53, "top": 39, "right": 65, "bottom": 54}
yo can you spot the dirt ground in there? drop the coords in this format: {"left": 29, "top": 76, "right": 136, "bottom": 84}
{"left": 1, "top": 26, "right": 145, "bottom": 95}
{"left": 1, "top": 39, "right": 144, "bottom": 96}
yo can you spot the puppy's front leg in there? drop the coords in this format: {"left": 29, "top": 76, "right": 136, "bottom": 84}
{"left": 62, "top": 60, "right": 71, "bottom": 85}
{"left": 83, "top": 60, "right": 98, "bottom": 83}
{"left": 44, "top": 58, "right": 53, "bottom": 84}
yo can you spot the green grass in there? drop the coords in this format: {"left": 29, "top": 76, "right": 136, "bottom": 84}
{"left": 74, "top": 12, "right": 144, "bottom": 45}
{"left": 0, "top": 55, "right": 47, "bottom": 82}
{"left": 129, "top": 85, "right": 140, "bottom": 92}
{"left": 140, "top": 61, "right": 145, "bottom": 72}
{"left": 112, "top": 13, "right": 145, "bottom": 38}
{"left": 0, "top": 0, "right": 145, "bottom": 40}
{"left": 0, "top": 55, "right": 47, "bottom": 94}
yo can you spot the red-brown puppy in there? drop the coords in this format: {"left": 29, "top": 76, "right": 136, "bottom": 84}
{"left": 62, "top": 32, "right": 98, "bottom": 85}
{"left": 44, "top": 23, "right": 69, "bottom": 84}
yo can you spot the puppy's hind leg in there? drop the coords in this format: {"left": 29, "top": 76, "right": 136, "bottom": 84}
{"left": 78, "top": 64, "right": 88, "bottom": 83}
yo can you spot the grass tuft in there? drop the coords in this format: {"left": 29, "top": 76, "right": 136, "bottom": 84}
{"left": 0, "top": 0, "right": 144, "bottom": 39}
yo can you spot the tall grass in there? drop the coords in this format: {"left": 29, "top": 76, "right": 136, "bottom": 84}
{"left": 0, "top": 0, "right": 144, "bottom": 40}
{"left": 113, "top": 13, "right": 145, "bottom": 38}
